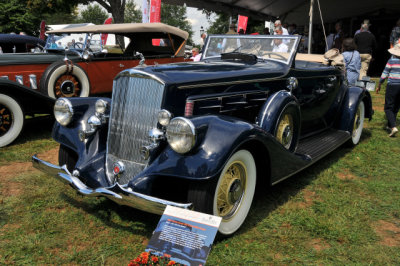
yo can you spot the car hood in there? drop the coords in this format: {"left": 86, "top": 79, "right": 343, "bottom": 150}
{"left": 0, "top": 52, "right": 80, "bottom": 66}
{"left": 134, "top": 59, "right": 288, "bottom": 88}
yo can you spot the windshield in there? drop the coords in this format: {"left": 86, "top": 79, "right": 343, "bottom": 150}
{"left": 45, "top": 33, "right": 89, "bottom": 50}
{"left": 203, "top": 35, "right": 300, "bottom": 65}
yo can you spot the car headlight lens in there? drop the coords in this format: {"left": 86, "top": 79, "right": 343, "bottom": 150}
{"left": 54, "top": 98, "right": 73, "bottom": 126}
{"left": 95, "top": 99, "right": 108, "bottom": 114}
{"left": 166, "top": 117, "right": 196, "bottom": 154}
{"left": 158, "top": 109, "right": 172, "bottom": 126}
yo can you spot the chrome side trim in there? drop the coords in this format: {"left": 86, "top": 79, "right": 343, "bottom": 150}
{"left": 32, "top": 155, "right": 192, "bottom": 215}
{"left": 29, "top": 74, "right": 37, "bottom": 89}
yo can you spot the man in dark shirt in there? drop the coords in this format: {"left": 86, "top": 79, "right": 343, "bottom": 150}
{"left": 354, "top": 23, "right": 377, "bottom": 79}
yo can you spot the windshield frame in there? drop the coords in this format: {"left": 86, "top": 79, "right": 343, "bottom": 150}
{"left": 202, "top": 35, "right": 301, "bottom": 66}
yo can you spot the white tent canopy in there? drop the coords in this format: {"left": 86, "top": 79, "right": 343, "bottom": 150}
{"left": 164, "top": 0, "right": 400, "bottom": 24}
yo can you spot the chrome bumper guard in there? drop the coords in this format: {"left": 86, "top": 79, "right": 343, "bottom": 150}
{"left": 32, "top": 155, "right": 192, "bottom": 215}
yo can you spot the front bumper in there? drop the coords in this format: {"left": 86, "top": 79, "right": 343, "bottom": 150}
{"left": 32, "top": 155, "right": 192, "bottom": 215}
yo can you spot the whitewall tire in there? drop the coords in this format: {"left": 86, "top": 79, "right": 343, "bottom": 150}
{"left": 0, "top": 94, "right": 24, "bottom": 147}
{"left": 351, "top": 101, "right": 365, "bottom": 145}
{"left": 40, "top": 61, "right": 90, "bottom": 99}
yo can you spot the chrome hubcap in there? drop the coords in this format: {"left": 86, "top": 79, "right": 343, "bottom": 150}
{"left": 276, "top": 114, "right": 293, "bottom": 149}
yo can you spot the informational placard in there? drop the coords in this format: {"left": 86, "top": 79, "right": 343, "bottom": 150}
{"left": 146, "top": 206, "right": 222, "bottom": 266}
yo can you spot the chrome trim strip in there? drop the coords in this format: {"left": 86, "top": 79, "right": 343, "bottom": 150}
{"left": 32, "top": 155, "right": 192, "bottom": 215}
{"left": 177, "top": 75, "right": 338, "bottom": 90}
{"left": 115, "top": 69, "right": 165, "bottom": 86}
{"left": 15, "top": 75, "right": 23, "bottom": 85}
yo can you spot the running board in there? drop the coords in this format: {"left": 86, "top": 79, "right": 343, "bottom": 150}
{"left": 296, "top": 129, "right": 350, "bottom": 160}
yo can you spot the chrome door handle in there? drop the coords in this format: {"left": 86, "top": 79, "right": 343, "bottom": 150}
{"left": 119, "top": 64, "right": 124, "bottom": 68}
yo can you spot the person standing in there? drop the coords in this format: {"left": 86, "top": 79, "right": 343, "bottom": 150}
{"left": 376, "top": 44, "right": 400, "bottom": 137}
{"left": 274, "top": 20, "right": 288, "bottom": 35}
{"left": 341, "top": 38, "right": 361, "bottom": 85}
{"left": 354, "top": 22, "right": 377, "bottom": 79}
{"left": 390, "top": 19, "right": 400, "bottom": 48}
{"left": 333, "top": 22, "right": 345, "bottom": 50}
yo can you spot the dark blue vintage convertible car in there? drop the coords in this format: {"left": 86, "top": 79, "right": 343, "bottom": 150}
{"left": 33, "top": 35, "right": 373, "bottom": 236}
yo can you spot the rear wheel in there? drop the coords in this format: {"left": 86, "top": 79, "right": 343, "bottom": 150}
{"left": 0, "top": 94, "right": 24, "bottom": 147}
{"left": 59, "top": 144, "right": 78, "bottom": 172}
{"left": 188, "top": 149, "right": 256, "bottom": 236}
{"left": 349, "top": 101, "right": 365, "bottom": 145}
{"left": 274, "top": 104, "right": 300, "bottom": 152}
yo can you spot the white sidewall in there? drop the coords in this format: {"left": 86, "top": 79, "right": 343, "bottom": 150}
{"left": 352, "top": 101, "right": 365, "bottom": 145}
{"left": 0, "top": 94, "right": 24, "bottom": 147}
{"left": 213, "top": 149, "right": 256, "bottom": 235}
{"left": 47, "top": 64, "right": 90, "bottom": 99}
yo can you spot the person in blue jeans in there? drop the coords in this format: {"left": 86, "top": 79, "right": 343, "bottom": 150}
{"left": 377, "top": 44, "right": 400, "bottom": 137}
{"left": 341, "top": 38, "right": 361, "bottom": 85}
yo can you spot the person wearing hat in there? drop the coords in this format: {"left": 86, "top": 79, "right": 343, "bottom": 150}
{"left": 354, "top": 21, "right": 377, "bottom": 79}
{"left": 226, "top": 23, "right": 238, "bottom": 35}
{"left": 354, "top": 19, "right": 371, "bottom": 36}
{"left": 390, "top": 19, "right": 400, "bottom": 48}
{"left": 376, "top": 44, "right": 400, "bottom": 137}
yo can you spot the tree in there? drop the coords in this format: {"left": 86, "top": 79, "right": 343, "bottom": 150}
{"left": 124, "top": 0, "right": 142, "bottom": 23}
{"left": 76, "top": 4, "right": 109, "bottom": 24}
{"left": 0, "top": 0, "right": 80, "bottom": 35}
{"left": 161, "top": 3, "right": 194, "bottom": 45}
{"left": 206, "top": 13, "right": 230, "bottom": 35}
{"left": 93, "top": 0, "right": 125, "bottom": 24}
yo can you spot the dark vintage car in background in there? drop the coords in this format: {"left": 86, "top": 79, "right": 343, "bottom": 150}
{"left": 0, "top": 33, "right": 46, "bottom": 53}
{"left": 0, "top": 23, "right": 188, "bottom": 147}
{"left": 33, "top": 35, "right": 373, "bottom": 236}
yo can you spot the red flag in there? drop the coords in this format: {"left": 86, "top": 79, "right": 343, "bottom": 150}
{"left": 150, "top": 0, "right": 161, "bottom": 46}
{"left": 101, "top": 18, "right": 113, "bottom": 45}
{"left": 237, "top": 15, "right": 248, "bottom": 34}
{"left": 39, "top": 20, "right": 46, "bottom": 40}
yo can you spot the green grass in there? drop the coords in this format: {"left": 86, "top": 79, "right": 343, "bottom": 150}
{"left": 1, "top": 85, "right": 400, "bottom": 264}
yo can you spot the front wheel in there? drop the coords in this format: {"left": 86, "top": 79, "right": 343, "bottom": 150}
{"left": 349, "top": 101, "right": 365, "bottom": 145}
{"left": 188, "top": 149, "right": 256, "bottom": 236}
{"left": 0, "top": 94, "right": 24, "bottom": 147}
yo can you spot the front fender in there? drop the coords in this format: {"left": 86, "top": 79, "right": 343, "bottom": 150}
{"left": 336, "top": 86, "right": 373, "bottom": 133}
{"left": 52, "top": 97, "right": 111, "bottom": 187}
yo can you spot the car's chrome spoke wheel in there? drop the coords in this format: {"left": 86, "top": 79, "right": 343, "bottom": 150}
{"left": 0, "top": 103, "right": 13, "bottom": 137}
{"left": 351, "top": 101, "right": 365, "bottom": 145}
{"left": 54, "top": 74, "right": 81, "bottom": 98}
{"left": 213, "top": 150, "right": 256, "bottom": 235}
{"left": 188, "top": 149, "right": 256, "bottom": 236}
{"left": 276, "top": 113, "right": 293, "bottom": 149}
{"left": 0, "top": 94, "right": 24, "bottom": 147}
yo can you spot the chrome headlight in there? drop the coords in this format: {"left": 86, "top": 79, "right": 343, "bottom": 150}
{"left": 95, "top": 99, "right": 108, "bottom": 114}
{"left": 166, "top": 117, "right": 196, "bottom": 154}
{"left": 54, "top": 98, "right": 73, "bottom": 126}
{"left": 158, "top": 109, "right": 172, "bottom": 126}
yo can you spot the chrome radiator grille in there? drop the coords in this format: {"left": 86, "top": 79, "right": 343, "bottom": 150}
{"left": 106, "top": 70, "right": 165, "bottom": 184}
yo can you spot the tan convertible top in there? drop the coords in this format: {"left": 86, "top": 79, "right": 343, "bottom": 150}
{"left": 47, "top": 23, "right": 189, "bottom": 40}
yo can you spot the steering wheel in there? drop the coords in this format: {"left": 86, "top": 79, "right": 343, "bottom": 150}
{"left": 261, "top": 52, "right": 287, "bottom": 60}
{"left": 73, "top": 42, "right": 84, "bottom": 49}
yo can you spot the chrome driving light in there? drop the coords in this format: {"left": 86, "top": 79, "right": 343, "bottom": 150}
{"left": 95, "top": 99, "right": 108, "bottom": 114}
{"left": 166, "top": 117, "right": 196, "bottom": 154}
{"left": 54, "top": 98, "right": 73, "bottom": 126}
{"left": 158, "top": 109, "right": 172, "bottom": 126}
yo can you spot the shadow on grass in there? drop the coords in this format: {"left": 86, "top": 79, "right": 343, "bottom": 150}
{"left": 234, "top": 130, "right": 373, "bottom": 238}
{"left": 11, "top": 115, "right": 54, "bottom": 145}
{"left": 54, "top": 129, "right": 373, "bottom": 241}
{"left": 62, "top": 193, "right": 158, "bottom": 238}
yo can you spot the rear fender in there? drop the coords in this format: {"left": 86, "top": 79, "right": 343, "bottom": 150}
{"left": 336, "top": 86, "right": 373, "bottom": 133}
{"left": 0, "top": 79, "right": 54, "bottom": 114}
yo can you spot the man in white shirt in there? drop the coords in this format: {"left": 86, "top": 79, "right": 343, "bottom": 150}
{"left": 274, "top": 20, "right": 289, "bottom": 35}
{"left": 272, "top": 28, "right": 288, "bottom": 53}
